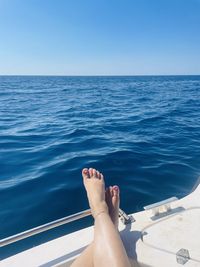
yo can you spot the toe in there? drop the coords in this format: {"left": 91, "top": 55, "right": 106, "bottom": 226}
{"left": 109, "top": 186, "right": 114, "bottom": 197}
{"left": 100, "top": 172, "right": 104, "bottom": 180}
{"left": 112, "top": 185, "right": 119, "bottom": 196}
{"left": 82, "top": 168, "right": 90, "bottom": 180}
{"left": 96, "top": 170, "right": 101, "bottom": 179}
{"left": 89, "top": 168, "right": 93, "bottom": 177}
{"left": 93, "top": 169, "right": 98, "bottom": 178}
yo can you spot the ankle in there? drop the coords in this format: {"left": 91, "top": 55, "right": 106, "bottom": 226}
{"left": 94, "top": 210, "right": 108, "bottom": 219}
{"left": 93, "top": 201, "right": 108, "bottom": 218}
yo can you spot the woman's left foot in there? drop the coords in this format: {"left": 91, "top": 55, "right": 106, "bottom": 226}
{"left": 82, "top": 168, "right": 108, "bottom": 218}
{"left": 106, "top": 185, "right": 120, "bottom": 228}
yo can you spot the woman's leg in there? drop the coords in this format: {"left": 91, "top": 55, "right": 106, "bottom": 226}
{"left": 83, "top": 168, "right": 131, "bottom": 267}
{"left": 70, "top": 243, "right": 93, "bottom": 267}
{"left": 71, "top": 172, "right": 121, "bottom": 267}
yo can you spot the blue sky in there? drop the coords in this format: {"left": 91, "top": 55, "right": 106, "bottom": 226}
{"left": 0, "top": 0, "right": 199, "bottom": 75}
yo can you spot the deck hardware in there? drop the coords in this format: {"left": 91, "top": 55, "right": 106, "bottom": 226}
{"left": 176, "top": 248, "right": 190, "bottom": 265}
{"left": 119, "top": 208, "right": 135, "bottom": 225}
{"left": 144, "top": 197, "right": 178, "bottom": 216}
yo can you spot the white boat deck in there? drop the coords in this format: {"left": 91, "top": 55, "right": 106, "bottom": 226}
{"left": 1, "top": 182, "right": 200, "bottom": 267}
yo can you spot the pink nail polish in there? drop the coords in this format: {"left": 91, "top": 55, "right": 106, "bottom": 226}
{"left": 113, "top": 185, "right": 119, "bottom": 191}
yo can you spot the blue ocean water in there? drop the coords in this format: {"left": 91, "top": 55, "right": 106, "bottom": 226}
{"left": 0, "top": 75, "right": 200, "bottom": 251}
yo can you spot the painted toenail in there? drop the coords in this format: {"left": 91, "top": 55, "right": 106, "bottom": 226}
{"left": 113, "top": 186, "right": 119, "bottom": 191}
{"left": 83, "top": 169, "right": 88, "bottom": 174}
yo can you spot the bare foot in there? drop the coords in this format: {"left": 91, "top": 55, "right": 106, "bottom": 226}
{"left": 82, "top": 168, "right": 108, "bottom": 218}
{"left": 106, "top": 185, "right": 120, "bottom": 228}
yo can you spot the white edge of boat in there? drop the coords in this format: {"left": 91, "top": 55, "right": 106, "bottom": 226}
{"left": 1, "top": 181, "right": 200, "bottom": 267}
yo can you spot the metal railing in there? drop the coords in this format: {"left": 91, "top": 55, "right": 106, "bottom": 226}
{"left": 0, "top": 208, "right": 132, "bottom": 248}
{"left": 0, "top": 209, "right": 91, "bottom": 248}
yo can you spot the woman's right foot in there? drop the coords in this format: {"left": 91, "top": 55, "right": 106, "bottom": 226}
{"left": 106, "top": 185, "right": 120, "bottom": 228}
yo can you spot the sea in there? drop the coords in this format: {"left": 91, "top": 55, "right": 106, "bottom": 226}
{"left": 0, "top": 75, "right": 200, "bottom": 257}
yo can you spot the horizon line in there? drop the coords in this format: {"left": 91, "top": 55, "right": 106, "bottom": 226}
{"left": 0, "top": 74, "right": 200, "bottom": 77}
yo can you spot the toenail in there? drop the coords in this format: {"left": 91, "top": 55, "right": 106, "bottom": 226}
{"left": 83, "top": 169, "right": 88, "bottom": 174}
{"left": 113, "top": 186, "right": 119, "bottom": 191}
